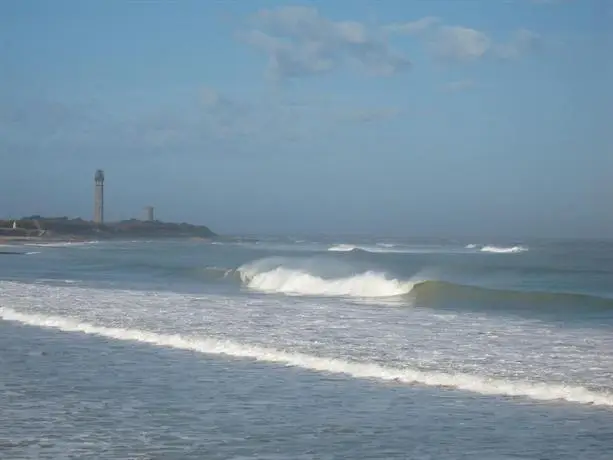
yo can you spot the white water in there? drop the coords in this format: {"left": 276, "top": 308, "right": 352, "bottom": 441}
{"left": 24, "top": 241, "right": 100, "bottom": 248}
{"left": 464, "top": 244, "right": 528, "bottom": 253}
{"left": 2, "top": 306, "right": 612, "bottom": 407}
{"left": 240, "top": 266, "right": 414, "bottom": 298}
{"left": 328, "top": 244, "right": 359, "bottom": 252}
{"left": 327, "top": 244, "right": 419, "bottom": 254}
{"left": 1, "top": 280, "right": 612, "bottom": 410}
{"left": 481, "top": 245, "right": 528, "bottom": 254}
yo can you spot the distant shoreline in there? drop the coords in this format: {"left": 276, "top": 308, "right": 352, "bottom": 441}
{"left": 0, "top": 217, "right": 217, "bottom": 242}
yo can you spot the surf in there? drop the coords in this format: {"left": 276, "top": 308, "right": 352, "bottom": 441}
{"left": 237, "top": 257, "right": 414, "bottom": 298}
{"left": 1, "top": 306, "right": 612, "bottom": 408}
{"left": 480, "top": 245, "right": 528, "bottom": 254}
{"left": 230, "top": 257, "right": 613, "bottom": 309}
{"left": 326, "top": 243, "right": 452, "bottom": 254}
{"left": 465, "top": 244, "right": 528, "bottom": 253}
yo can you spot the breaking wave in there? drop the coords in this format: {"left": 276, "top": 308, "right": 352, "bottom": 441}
{"left": 201, "top": 257, "right": 613, "bottom": 307}
{"left": 327, "top": 243, "right": 530, "bottom": 255}
{"left": 464, "top": 244, "right": 528, "bottom": 253}
{"left": 328, "top": 244, "right": 359, "bottom": 252}
{"left": 238, "top": 258, "right": 413, "bottom": 298}
{"left": 327, "top": 244, "right": 420, "bottom": 254}
{"left": 1, "top": 307, "right": 612, "bottom": 407}
{"left": 480, "top": 245, "right": 528, "bottom": 254}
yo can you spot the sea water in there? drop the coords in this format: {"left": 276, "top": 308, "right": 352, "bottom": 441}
{"left": 1, "top": 237, "right": 612, "bottom": 459}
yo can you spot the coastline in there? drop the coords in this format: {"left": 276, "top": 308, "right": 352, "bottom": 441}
{"left": 0, "top": 217, "right": 217, "bottom": 243}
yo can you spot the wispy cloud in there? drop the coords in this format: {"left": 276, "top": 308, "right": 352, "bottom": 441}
{"left": 340, "top": 107, "right": 402, "bottom": 123}
{"left": 493, "top": 29, "right": 541, "bottom": 59}
{"left": 385, "top": 17, "right": 540, "bottom": 63}
{"left": 240, "top": 7, "right": 541, "bottom": 80}
{"left": 0, "top": 90, "right": 401, "bottom": 158}
{"left": 241, "top": 6, "right": 411, "bottom": 80}
{"left": 383, "top": 17, "right": 441, "bottom": 36}
{"left": 433, "top": 26, "right": 492, "bottom": 62}
{"left": 443, "top": 79, "right": 475, "bottom": 92}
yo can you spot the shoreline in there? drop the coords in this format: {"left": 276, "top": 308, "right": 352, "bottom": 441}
{"left": 0, "top": 235, "right": 216, "bottom": 245}
{"left": 0, "top": 217, "right": 217, "bottom": 242}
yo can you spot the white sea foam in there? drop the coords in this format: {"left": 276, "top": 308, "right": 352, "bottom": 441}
{"left": 241, "top": 267, "right": 414, "bottom": 298}
{"left": 237, "top": 256, "right": 417, "bottom": 298}
{"left": 24, "top": 241, "right": 100, "bottom": 248}
{"left": 327, "top": 243, "right": 458, "bottom": 255}
{"left": 328, "top": 244, "right": 414, "bottom": 254}
{"left": 481, "top": 245, "right": 528, "bottom": 254}
{"left": 1, "top": 306, "right": 611, "bottom": 407}
{"left": 328, "top": 244, "right": 358, "bottom": 252}
{"left": 238, "top": 258, "right": 413, "bottom": 298}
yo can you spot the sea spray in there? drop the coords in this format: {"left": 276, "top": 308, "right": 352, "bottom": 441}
{"left": 242, "top": 267, "right": 414, "bottom": 298}
{"left": 238, "top": 257, "right": 413, "bottom": 298}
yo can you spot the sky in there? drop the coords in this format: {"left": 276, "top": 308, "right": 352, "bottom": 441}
{"left": 0, "top": 0, "right": 611, "bottom": 238}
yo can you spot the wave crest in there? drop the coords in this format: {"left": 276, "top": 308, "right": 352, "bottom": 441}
{"left": 480, "top": 245, "right": 527, "bottom": 254}
{"left": 327, "top": 244, "right": 417, "bottom": 254}
{"left": 328, "top": 244, "right": 358, "bottom": 252}
{"left": 238, "top": 258, "right": 413, "bottom": 298}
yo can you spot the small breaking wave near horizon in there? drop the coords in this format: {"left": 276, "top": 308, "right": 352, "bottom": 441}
{"left": 327, "top": 242, "right": 474, "bottom": 254}
{"left": 465, "top": 243, "right": 529, "bottom": 253}
{"left": 481, "top": 245, "right": 528, "bottom": 254}
{"left": 328, "top": 243, "right": 410, "bottom": 254}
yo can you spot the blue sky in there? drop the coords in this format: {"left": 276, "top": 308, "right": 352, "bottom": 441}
{"left": 0, "top": 0, "right": 611, "bottom": 238}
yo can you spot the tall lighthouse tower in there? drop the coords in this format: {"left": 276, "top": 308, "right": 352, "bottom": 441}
{"left": 94, "top": 169, "right": 104, "bottom": 224}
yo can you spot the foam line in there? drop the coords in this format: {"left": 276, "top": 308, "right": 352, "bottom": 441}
{"left": 1, "top": 307, "right": 612, "bottom": 408}
{"left": 480, "top": 245, "right": 527, "bottom": 254}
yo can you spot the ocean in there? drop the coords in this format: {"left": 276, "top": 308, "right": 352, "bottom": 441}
{"left": 1, "top": 236, "right": 612, "bottom": 459}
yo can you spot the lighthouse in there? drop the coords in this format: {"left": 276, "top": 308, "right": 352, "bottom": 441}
{"left": 94, "top": 169, "right": 104, "bottom": 224}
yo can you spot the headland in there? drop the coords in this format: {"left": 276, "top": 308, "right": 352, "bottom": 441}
{"left": 0, "top": 216, "right": 217, "bottom": 242}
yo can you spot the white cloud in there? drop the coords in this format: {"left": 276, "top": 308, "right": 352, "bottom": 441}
{"left": 242, "top": 6, "right": 411, "bottom": 79}
{"left": 383, "top": 17, "right": 440, "bottom": 35}
{"left": 240, "top": 8, "right": 540, "bottom": 78}
{"left": 494, "top": 29, "right": 540, "bottom": 59}
{"left": 385, "top": 17, "right": 540, "bottom": 63}
{"left": 433, "top": 26, "right": 492, "bottom": 61}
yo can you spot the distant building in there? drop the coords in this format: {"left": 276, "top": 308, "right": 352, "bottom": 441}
{"left": 94, "top": 169, "right": 104, "bottom": 224}
{"left": 144, "top": 206, "right": 154, "bottom": 222}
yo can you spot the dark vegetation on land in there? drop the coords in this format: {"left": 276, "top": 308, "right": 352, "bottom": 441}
{"left": 0, "top": 216, "right": 217, "bottom": 240}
